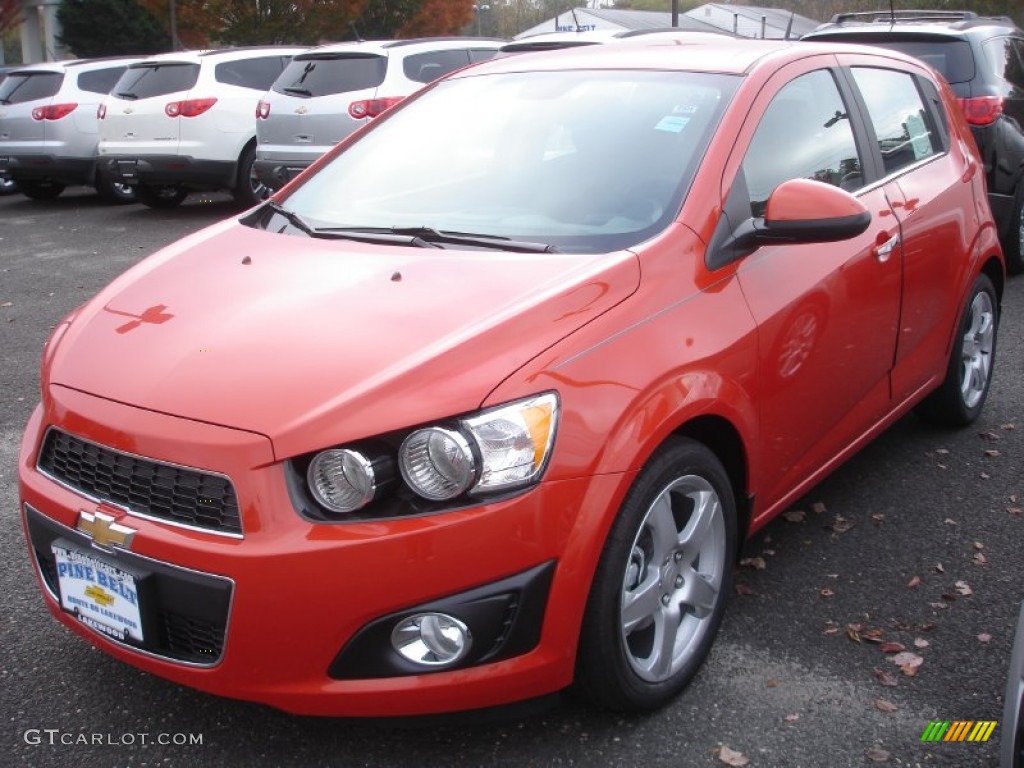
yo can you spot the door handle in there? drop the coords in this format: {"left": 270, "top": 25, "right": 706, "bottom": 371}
{"left": 875, "top": 233, "right": 899, "bottom": 262}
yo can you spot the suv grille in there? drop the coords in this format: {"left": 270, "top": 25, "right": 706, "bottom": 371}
{"left": 37, "top": 429, "right": 242, "bottom": 535}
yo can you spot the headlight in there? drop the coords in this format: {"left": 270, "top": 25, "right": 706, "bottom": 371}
{"left": 398, "top": 427, "right": 476, "bottom": 501}
{"left": 307, "top": 448, "right": 380, "bottom": 513}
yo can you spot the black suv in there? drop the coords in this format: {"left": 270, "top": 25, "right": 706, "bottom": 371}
{"left": 804, "top": 10, "right": 1024, "bottom": 273}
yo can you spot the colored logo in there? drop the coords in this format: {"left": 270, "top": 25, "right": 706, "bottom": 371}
{"left": 76, "top": 510, "right": 137, "bottom": 550}
{"left": 84, "top": 584, "right": 115, "bottom": 607}
{"left": 920, "top": 721, "right": 997, "bottom": 742}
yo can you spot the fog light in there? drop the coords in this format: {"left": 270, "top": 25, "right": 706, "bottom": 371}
{"left": 307, "top": 449, "right": 376, "bottom": 513}
{"left": 391, "top": 613, "right": 472, "bottom": 667}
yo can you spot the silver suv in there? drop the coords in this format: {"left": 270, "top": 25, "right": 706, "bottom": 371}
{"left": 254, "top": 38, "right": 502, "bottom": 190}
{"left": 98, "top": 47, "right": 305, "bottom": 209}
{"left": 0, "top": 57, "right": 140, "bottom": 202}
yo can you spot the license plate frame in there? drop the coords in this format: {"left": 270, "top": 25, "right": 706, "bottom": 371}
{"left": 51, "top": 543, "right": 145, "bottom": 643}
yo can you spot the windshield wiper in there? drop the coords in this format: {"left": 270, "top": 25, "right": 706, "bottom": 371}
{"left": 116, "top": 91, "right": 138, "bottom": 100}
{"left": 283, "top": 86, "right": 312, "bottom": 96}
{"left": 320, "top": 226, "right": 559, "bottom": 253}
{"left": 260, "top": 202, "right": 438, "bottom": 248}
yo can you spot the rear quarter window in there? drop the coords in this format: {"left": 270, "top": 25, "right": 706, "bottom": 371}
{"left": 272, "top": 55, "right": 387, "bottom": 97}
{"left": 402, "top": 50, "right": 472, "bottom": 83}
{"left": 77, "top": 67, "right": 129, "bottom": 95}
{"left": 982, "top": 37, "right": 1024, "bottom": 90}
{"left": 215, "top": 57, "right": 288, "bottom": 90}
{"left": 113, "top": 63, "right": 200, "bottom": 99}
{"left": 0, "top": 72, "right": 63, "bottom": 104}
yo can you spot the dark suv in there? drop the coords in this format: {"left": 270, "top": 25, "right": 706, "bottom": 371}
{"left": 804, "top": 10, "right": 1024, "bottom": 273}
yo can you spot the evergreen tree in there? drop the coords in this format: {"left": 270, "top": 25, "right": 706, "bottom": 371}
{"left": 58, "top": 0, "right": 169, "bottom": 57}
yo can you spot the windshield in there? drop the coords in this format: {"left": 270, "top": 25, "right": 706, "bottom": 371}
{"left": 281, "top": 69, "right": 738, "bottom": 253}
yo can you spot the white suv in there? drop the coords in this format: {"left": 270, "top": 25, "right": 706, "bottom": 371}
{"left": 254, "top": 38, "right": 502, "bottom": 190}
{"left": 0, "top": 57, "right": 140, "bottom": 202}
{"left": 98, "top": 47, "right": 305, "bottom": 208}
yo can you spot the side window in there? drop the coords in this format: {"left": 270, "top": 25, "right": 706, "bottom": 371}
{"left": 983, "top": 37, "right": 1024, "bottom": 90}
{"left": 402, "top": 50, "right": 471, "bottom": 84}
{"left": 468, "top": 48, "right": 499, "bottom": 64}
{"left": 77, "top": 67, "right": 128, "bottom": 95}
{"left": 852, "top": 67, "right": 940, "bottom": 176}
{"left": 215, "top": 57, "right": 287, "bottom": 90}
{"left": 741, "top": 69, "right": 863, "bottom": 218}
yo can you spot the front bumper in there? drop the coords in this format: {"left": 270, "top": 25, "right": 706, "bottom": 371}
{"left": 19, "top": 388, "right": 615, "bottom": 715}
{"left": 0, "top": 153, "right": 95, "bottom": 185}
{"left": 100, "top": 154, "right": 236, "bottom": 191}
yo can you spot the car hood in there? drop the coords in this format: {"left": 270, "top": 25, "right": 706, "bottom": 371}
{"left": 48, "top": 220, "right": 640, "bottom": 458}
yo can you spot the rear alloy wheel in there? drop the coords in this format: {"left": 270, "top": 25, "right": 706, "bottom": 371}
{"left": 95, "top": 174, "right": 137, "bottom": 205}
{"left": 917, "top": 273, "right": 998, "bottom": 427}
{"left": 233, "top": 143, "right": 267, "bottom": 208}
{"left": 18, "top": 180, "right": 65, "bottom": 201}
{"left": 575, "top": 437, "right": 736, "bottom": 712}
{"left": 0, "top": 176, "right": 18, "bottom": 196}
{"left": 135, "top": 183, "right": 188, "bottom": 209}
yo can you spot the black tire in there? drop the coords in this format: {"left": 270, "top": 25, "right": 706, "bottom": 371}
{"left": 232, "top": 143, "right": 267, "bottom": 208}
{"left": 575, "top": 437, "right": 737, "bottom": 712}
{"left": 0, "top": 176, "right": 18, "bottom": 196}
{"left": 95, "top": 174, "right": 137, "bottom": 205}
{"left": 135, "top": 183, "right": 187, "bottom": 209}
{"left": 917, "top": 273, "right": 998, "bottom": 427}
{"left": 18, "top": 180, "right": 65, "bottom": 201}
{"left": 1005, "top": 186, "right": 1024, "bottom": 276}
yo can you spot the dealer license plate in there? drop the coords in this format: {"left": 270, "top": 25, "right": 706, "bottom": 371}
{"left": 52, "top": 544, "right": 144, "bottom": 642}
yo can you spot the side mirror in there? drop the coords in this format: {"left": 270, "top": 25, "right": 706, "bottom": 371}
{"left": 712, "top": 178, "right": 872, "bottom": 268}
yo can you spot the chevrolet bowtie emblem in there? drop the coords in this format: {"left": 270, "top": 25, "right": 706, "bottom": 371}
{"left": 122, "top": 107, "right": 133, "bottom": 114}
{"left": 76, "top": 510, "right": 137, "bottom": 550}
{"left": 294, "top": 106, "right": 308, "bottom": 114}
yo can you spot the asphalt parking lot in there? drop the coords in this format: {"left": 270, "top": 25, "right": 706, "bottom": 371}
{"left": 1, "top": 187, "right": 1022, "bottom": 767}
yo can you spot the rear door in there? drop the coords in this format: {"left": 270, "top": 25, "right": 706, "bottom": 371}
{"left": 0, "top": 70, "right": 63, "bottom": 153}
{"left": 99, "top": 61, "right": 199, "bottom": 157}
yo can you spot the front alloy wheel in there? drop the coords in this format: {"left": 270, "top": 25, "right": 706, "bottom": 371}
{"left": 576, "top": 437, "right": 736, "bottom": 712}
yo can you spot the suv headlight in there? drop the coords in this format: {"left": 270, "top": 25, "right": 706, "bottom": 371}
{"left": 295, "top": 393, "right": 559, "bottom": 519}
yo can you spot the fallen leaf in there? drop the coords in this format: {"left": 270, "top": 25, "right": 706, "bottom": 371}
{"left": 0, "top": 301, "right": 12, "bottom": 308}
{"left": 1008, "top": 506, "right": 1022, "bottom": 517}
{"left": 935, "top": 448, "right": 950, "bottom": 455}
{"left": 980, "top": 472, "right": 991, "bottom": 480}
{"left": 973, "top": 553, "right": 988, "bottom": 566}
{"left": 865, "top": 747, "right": 891, "bottom": 763}
{"left": 717, "top": 746, "right": 750, "bottom": 766}
{"left": 735, "top": 583, "right": 754, "bottom": 596}
{"left": 913, "top": 638, "right": 929, "bottom": 649}
{"left": 740, "top": 556, "right": 766, "bottom": 570}
{"left": 907, "top": 575, "right": 921, "bottom": 588}
{"left": 784, "top": 713, "right": 800, "bottom": 722}
{"left": 929, "top": 602, "right": 949, "bottom": 610}
{"left": 955, "top": 580, "right": 973, "bottom": 596}
{"left": 863, "top": 628, "right": 885, "bottom": 643}
{"left": 984, "top": 449, "right": 1001, "bottom": 457}
{"left": 873, "top": 668, "right": 899, "bottom": 687}
{"left": 823, "top": 621, "right": 841, "bottom": 635}
{"left": 783, "top": 509, "right": 805, "bottom": 523}
{"left": 819, "top": 586, "right": 835, "bottom": 599}
{"left": 1002, "top": 424, "right": 1016, "bottom": 432}
{"left": 918, "top": 621, "right": 937, "bottom": 632}
{"left": 872, "top": 512, "right": 886, "bottom": 524}
{"left": 943, "top": 519, "right": 958, "bottom": 526}
{"left": 766, "top": 677, "right": 779, "bottom": 688}
{"left": 812, "top": 501, "right": 827, "bottom": 514}
{"left": 978, "top": 633, "right": 992, "bottom": 644}
{"left": 847, "top": 626, "right": 862, "bottom": 643}
{"left": 979, "top": 430, "right": 1001, "bottom": 441}
{"left": 973, "top": 541, "right": 985, "bottom": 550}
{"left": 890, "top": 651, "right": 924, "bottom": 675}
{"left": 900, "top": 664, "right": 920, "bottom": 677}
{"left": 935, "top": 562, "right": 945, "bottom": 573}
{"left": 831, "top": 515, "right": 854, "bottom": 533}
{"left": 879, "top": 642, "right": 906, "bottom": 653}
{"left": 874, "top": 698, "right": 898, "bottom": 713}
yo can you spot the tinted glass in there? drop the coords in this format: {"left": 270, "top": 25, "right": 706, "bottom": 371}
{"left": 112, "top": 63, "right": 200, "bottom": 99}
{"left": 77, "top": 66, "right": 129, "bottom": 95}
{"left": 273, "top": 54, "right": 386, "bottom": 97}
{"left": 469, "top": 48, "right": 499, "bottom": 63}
{"left": 215, "top": 57, "right": 287, "bottom": 90}
{"left": 0, "top": 72, "right": 63, "bottom": 104}
{"left": 402, "top": 50, "right": 470, "bottom": 83}
{"left": 983, "top": 37, "right": 1024, "bottom": 89}
{"left": 283, "top": 70, "right": 739, "bottom": 253}
{"left": 807, "top": 34, "right": 975, "bottom": 84}
{"left": 853, "top": 67, "right": 940, "bottom": 175}
{"left": 742, "top": 69, "right": 863, "bottom": 218}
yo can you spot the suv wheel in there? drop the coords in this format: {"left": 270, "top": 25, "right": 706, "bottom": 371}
{"left": 18, "top": 180, "right": 65, "bottom": 201}
{"left": 1006, "top": 186, "right": 1024, "bottom": 275}
{"left": 136, "top": 184, "right": 188, "bottom": 209}
{"left": 0, "top": 177, "right": 18, "bottom": 196}
{"left": 233, "top": 143, "right": 267, "bottom": 208}
{"left": 95, "top": 174, "right": 137, "bottom": 205}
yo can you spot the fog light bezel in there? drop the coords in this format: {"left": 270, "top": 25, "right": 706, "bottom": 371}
{"left": 390, "top": 612, "right": 473, "bottom": 668}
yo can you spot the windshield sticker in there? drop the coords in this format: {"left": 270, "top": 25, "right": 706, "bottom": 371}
{"left": 655, "top": 115, "right": 690, "bottom": 133}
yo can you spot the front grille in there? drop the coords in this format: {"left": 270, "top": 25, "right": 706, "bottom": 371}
{"left": 38, "top": 428, "right": 242, "bottom": 535}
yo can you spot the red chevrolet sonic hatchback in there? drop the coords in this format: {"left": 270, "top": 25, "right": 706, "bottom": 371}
{"left": 20, "top": 38, "right": 1004, "bottom": 716}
